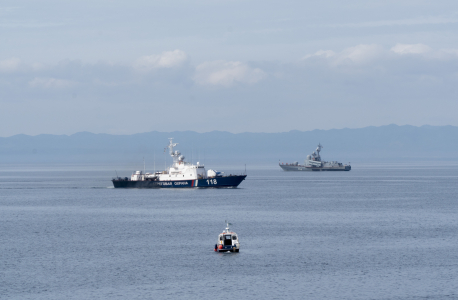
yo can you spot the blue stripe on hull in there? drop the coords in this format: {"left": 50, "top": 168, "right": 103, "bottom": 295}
{"left": 112, "top": 175, "right": 246, "bottom": 189}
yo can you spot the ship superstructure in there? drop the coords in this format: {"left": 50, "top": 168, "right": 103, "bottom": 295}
{"left": 112, "top": 139, "right": 246, "bottom": 188}
{"left": 279, "top": 143, "right": 351, "bottom": 171}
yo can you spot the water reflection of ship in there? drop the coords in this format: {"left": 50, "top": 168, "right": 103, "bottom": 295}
{"left": 279, "top": 143, "right": 351, "bottom": 171}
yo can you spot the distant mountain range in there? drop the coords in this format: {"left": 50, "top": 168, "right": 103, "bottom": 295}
{"left": 1, "top": 125, "right": 457, "bottom": 165}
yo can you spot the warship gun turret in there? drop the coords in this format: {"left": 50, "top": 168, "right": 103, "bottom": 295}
{"left": 279, "top": 143, "right": 351, "bottom": 171}
{"left": 112, "top": 139, "right": 247, "bottom": 188}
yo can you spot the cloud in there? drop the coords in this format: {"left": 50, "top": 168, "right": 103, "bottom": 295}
{"left": 0, "top": 58, "right": 21, "bottom": 72}
{"left": 391, "top": 43, "right": 431, "bottom": 55}
{"left": 28, "top": 77, "right": 77, "bottom": 89}
{"left": 336, "top": 44, "right": 384, "bottom": 64}
{"left": 193, "top": 60, "right": 266, "bottom": 87}
{"left": 302, "top": 43, "right": 458, "bottom": 68}
{"left": 302, "top": 50, "right": 336, "bottom": 60}
{"left": 3, "top": 42, "right": 458, "bottom": 136}
{"left": 302, "top": 44, "right": 384, "bottom": 66}
{"left": 133, "top": 50, "right": 188, "bottom": 72}
{"left": 297, "top": 43, "right": 458, "bottom": 85}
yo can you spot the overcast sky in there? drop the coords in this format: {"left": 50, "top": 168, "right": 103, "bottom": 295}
{"left": 1, "top": 0, "right": 458, "bottom": 136}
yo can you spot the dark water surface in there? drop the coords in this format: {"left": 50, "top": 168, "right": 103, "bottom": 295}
{"left": 1, "top": 164, "right": 458, "bottom": 299}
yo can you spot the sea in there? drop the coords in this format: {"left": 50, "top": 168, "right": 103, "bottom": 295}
{"left": 1, "top": 163, "right": 458, "bottom": 300}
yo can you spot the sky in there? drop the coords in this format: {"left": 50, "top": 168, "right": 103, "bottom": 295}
{"left": 1, "top": 0, "right": 458, "bottom": 136}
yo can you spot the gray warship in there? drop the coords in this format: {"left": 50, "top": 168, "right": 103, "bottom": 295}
{"left": 279, "top": 143, "right": 351, "bottom": 171}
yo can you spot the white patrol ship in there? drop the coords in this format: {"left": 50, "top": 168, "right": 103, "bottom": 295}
{"left": 214, "top": 221, "right": 240, "bottom": 253}
{"left": 112, "top": 139, "right": 247, "bottom": 188}
{"left": 279, "top": 143, "right": 351, "bottom": 171}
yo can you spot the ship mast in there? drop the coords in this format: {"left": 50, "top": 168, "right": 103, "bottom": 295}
{"left": 167, "top": 138, "right": 186, "bottom": 167}
{"left": 225, "top": 220, "right": 232, "bottom": 233}
{"left": 315, "top": 143, "right": 323, "bottom": 161}
{"left": 168, "top": 138, "right": 178, "bottom": 164}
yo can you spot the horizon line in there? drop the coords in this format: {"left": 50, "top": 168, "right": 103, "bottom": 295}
{"left": 1, "top": 123, "right": 455, "bottom": 138}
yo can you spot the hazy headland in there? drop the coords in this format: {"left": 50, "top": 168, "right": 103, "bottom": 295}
{"left": 1, "top": 124, "right": 457, "bottom": 169}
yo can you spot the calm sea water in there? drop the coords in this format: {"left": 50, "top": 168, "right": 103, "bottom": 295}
{"left": 1, "top": 163, "right": 458, "bottom": 299}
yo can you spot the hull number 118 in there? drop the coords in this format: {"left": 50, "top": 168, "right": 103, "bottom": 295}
{"left": 207, "top": 179, "right": 217, "bottom": 185}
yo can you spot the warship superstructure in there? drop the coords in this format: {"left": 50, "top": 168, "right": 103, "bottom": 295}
{"left": 279, "top": 143, "right": 351, "bottom": 171}
{"left": 112, "top": 139, "right": 246, "bottom": 188}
